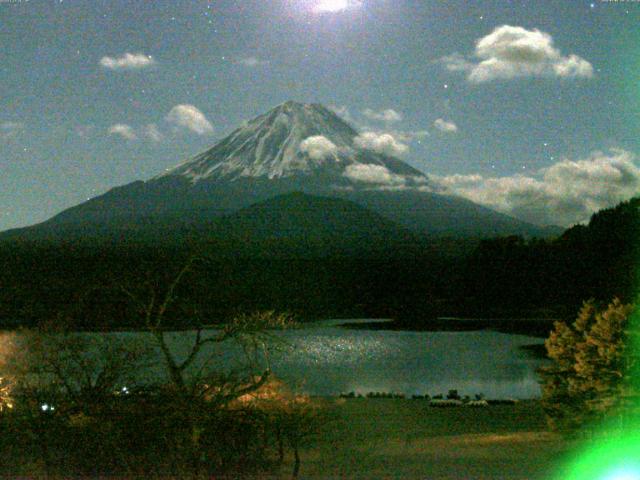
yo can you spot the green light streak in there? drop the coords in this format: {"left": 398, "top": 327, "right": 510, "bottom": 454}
{"left": 557, "top": 429, "right": 640, "bottom": 480}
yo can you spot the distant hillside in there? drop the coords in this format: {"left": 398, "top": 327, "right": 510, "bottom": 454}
{"left": 204, "top": 192, "right": 420, "bottom": 257}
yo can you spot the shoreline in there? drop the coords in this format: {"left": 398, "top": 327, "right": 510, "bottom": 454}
{"left": 1, "top": 317, "right": 558, "bottom": 339}
{"left": 339, "top": 317, "right": 558, "bottom": 338}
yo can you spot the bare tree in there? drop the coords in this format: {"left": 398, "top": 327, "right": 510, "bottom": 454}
{"left": 119, "top": 257, "right": 297, "bottom": 475}
{"left": 119, "top": 257, "right": 293, "bottom": 398}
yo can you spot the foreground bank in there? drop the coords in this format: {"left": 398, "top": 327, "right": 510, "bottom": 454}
{"left": 277, "top": 398, "right": 570, "bottom": 479}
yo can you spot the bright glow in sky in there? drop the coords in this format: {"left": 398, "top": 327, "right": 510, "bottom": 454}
{"left": 313, "top": 0, "right": 357, "bottom": 13}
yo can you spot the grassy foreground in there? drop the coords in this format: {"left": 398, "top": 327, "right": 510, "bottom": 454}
{"left": 278, "top": 398, "right": 570, "bottom": 479}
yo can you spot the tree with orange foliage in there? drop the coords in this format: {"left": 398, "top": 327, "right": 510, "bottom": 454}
{"left": 540, "top": 298, "right": 639, "bottom": 434}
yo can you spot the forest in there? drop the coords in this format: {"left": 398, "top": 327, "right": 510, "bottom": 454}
{"left": 0, "top": 197, "right": 637, "bottom": 332}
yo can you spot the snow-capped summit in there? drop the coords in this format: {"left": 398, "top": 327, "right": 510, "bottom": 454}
{"left": 159, "top": 101, "right": 426, "bottom": 185}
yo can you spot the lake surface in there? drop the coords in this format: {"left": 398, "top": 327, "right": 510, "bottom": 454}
{"left": 253, "top": 319, "right": 546, "bottom": 399}
{"left": 0, "top": 319, "right": 547, "bottom": 399}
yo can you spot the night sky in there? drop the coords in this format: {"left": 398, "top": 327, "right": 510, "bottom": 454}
{"left": 1, "top": 0, "right": 638, "bottom": 229}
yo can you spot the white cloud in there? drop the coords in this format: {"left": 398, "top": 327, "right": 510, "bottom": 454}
{"left": 108, "top": 124, "right": 137, "bottom": 140}
{"left": 100, "top": 53, "right": 156, "bottom": 70}
{"left": 235, "top": 56, "right": 269, "bottom": 67}
{"left": 143, "top": 123, "right": 163, "bottom": 142}
{"left": 441, "top": 25, "right": 593, "bottom": 82}
{"left": 300, "top": 135, "right": 338, "bottom": 161}
{"left": 354, "top": 132, "right": 409, "bottom": 157}
{"left": 343, "top": 163, "right": 407, "bottom": 186}
{"left": 165, "top": 104, "right": 214, "bottom": 135}
{"left": 362, "top": 108, "right": 403, "bottom": 123}
{"left": 0, "top": 121, "right": 24, "bottom": 139}
{"left": 432, "top": 149, "right": 640, "bottom": 226}
{"left": 433, "top": 118, "right": 458, "bottom": 133}
{"left": 313, "top": 0, "right": 362, "bottom": 13}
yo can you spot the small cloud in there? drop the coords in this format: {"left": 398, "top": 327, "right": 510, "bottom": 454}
{"left": 432, "top": 149, "right": 639, "bottom": 226}
{"left": 100, "top": 52, "right": 156, "bottom": 70}
{"left": 300, "top": 135, "right": 338, "bottom": 161}
{"left": 433, "top": 118, "right": 458, "bottom": 133}
{"left": 0, "top": 121, "right": 24, "bottom": 139}
{"left": 107, "top": 123, "right": 162, "bottom": 142}
{"left": 440, "top": 25, "right": 593, "bottom": 83}
{"left": 362, "top": 108, "right": 403, "bottom": 123}
{"left": 343, "top": 163, "right": 406, "bottom": 186}
{"left": 108, "top": 124, "right": 137, "bottom": 140}
{"left": 143, "top": 123, "right": 163, "bottom": 142}
{"left": 439, "top": 53, "right": 473, "bottom": 73}
{"left": 354, "top": 132, "right": 409, "bottom": 157}
{"left": 235, "top": 56, "right": 269, "bottom": 67}
{"left": 165, "top": 104, "right": 214, "bottom": 135}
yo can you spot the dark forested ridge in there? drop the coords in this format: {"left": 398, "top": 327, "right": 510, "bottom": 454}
{"left": 0, "top": 196, "right": 637, "bottom": 331}
{"left": 455, "top": 197, "right": 640, "bottom": 321}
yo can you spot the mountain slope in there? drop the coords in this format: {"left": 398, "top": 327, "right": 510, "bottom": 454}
{"left": 335, "top": 190, "right": 561, "bottom": 237}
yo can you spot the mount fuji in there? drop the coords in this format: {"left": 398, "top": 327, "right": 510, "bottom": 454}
{"left": 2, "top": 101, "right": 556, "bottom": 242}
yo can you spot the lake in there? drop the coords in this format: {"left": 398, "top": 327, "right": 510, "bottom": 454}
{"left": 0, "top": 319, "right": 548, "bottom": 399}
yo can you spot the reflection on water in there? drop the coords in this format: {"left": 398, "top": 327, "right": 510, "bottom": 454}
{"left": 267, "top": 322, "right": 546, "bottom": 399}
{"left": 0, "top": 320, "right": 547, "bottom": 399}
